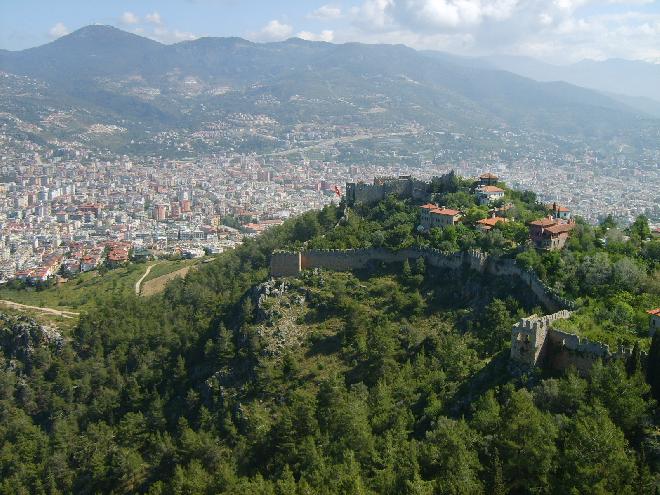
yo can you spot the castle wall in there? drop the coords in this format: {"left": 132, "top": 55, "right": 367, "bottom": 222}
{"left": 270, "top": 251, "right": 301, "bottom": 277}
{"left": 510, "top": 311, "right": 572, "bottom": 367}
{"left": 510, "top": 312, "right": 643, "bottom": 373}
{"left": 270, "top": 247, "right": 633, "bottom": 374}
{"left": 270, "top": 247, "right": 572, "bottom": 315}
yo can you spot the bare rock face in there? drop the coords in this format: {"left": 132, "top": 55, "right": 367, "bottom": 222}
{"left": 246, "top": 280, "right": 307, "bottom": 357}
{"left": 249, "top": 279, "right": 291, "bottom": 323}
{"left": 0, "top": 312, "right": 64, "bottom": 362}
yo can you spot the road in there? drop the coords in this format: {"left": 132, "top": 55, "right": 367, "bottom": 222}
{"left": 0, "top": 300, "right": 79, "bottom": 318}
{"left": 258, "top": 131, "right": 415, "bottom": 158}
{"left": 135, "top": 263, "right": 157, "bottom": 295}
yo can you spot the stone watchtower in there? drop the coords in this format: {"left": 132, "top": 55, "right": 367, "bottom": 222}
{"left": 510, "top": 311, "right": 572, "bottom": 367}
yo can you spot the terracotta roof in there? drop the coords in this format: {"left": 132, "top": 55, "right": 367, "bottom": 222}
{"left": 431, "top": 208, "right": 461, "bottom": 216}
{"left": 479, "top": 172, "right": 498, "bottom": 179}
{"left": 479, "top": 186, "right": 504, "bottom": 193}
{"left": 647, "top": 309, "right": 660, "bottom": 317}
{"left": 478, "top": 217, "right": 506, "bottom": 227}
{"left": 420, "top": 203, "right": 437, "bottom": 210}
{"left": 544, "top": 223, "right": 575, "bottom": 235}
{"left": 530, "top": 218, "right": 557, "bottom": 227}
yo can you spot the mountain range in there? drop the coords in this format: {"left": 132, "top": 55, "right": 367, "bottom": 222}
{"left": 1, "top": 25, "right": 658, "bottom": 149}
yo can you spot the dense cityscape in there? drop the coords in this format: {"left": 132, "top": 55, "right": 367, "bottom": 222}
{"left": 1, "top": 4, "right": 659, "bottom": 492}
{"left": 1, "top": 111, "right": 658, "bottom": 284}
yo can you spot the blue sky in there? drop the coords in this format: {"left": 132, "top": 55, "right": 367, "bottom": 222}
{"left": 1, "top": 1, "right": 659, "bottom": 63}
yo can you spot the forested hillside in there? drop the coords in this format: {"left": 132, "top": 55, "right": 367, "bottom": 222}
{"left": 2, "top": 25, "right": 659, "bottom": 151}
{"left": 1, "top": 188, "right": 659, "bottom": 494}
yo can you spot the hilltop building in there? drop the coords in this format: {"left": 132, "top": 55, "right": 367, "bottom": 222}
{"left": 550, "top": 202, "right": 571, "bottom": 220}
{"left": 529, "top": 216, "right": 575, "bottom": 250}
{"left": 345, "top": 175, "right": 430, "bottom": 205}
{"left": 419, "top": 204, "right": 462, "bottom": 231}
{"left": 476, "top": 215, "right": 507, "bottom": 232}
{"left": 476, "top": 185, "right": 505, "bottom": 205}
{"left": 478, "top": 172, "right": 499, "bottom": 186}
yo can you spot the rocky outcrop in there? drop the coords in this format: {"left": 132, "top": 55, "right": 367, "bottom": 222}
{"left": 0, "top": 312, "right": 64, "bottom": 363}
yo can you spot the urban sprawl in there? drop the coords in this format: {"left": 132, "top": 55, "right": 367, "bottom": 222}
{"left": 1, "top": 122, "right": 658, "bottom": 285}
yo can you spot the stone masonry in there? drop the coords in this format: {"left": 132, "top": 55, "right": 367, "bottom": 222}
{"left": 270, "top": 247, "right": 574, "bottom": 313}
{"left": 510, "top": 311, "right": 645, "bottom": 373}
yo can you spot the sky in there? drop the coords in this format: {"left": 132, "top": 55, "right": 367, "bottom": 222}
{"left": 1, "top": 0, "right": 659, "bottom": 64}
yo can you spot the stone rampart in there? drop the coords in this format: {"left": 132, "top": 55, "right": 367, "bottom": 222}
{"left": 270, "top": 247, "right": 573, "bottom": 314}
{"left": 270, "top": 251, "right": 302, "bottom": 277}
{"left": 510, "top": 312, "right": 645, "bottom": 373}
{"left": 510, "top": 311, "right": 572, "bottom": 367}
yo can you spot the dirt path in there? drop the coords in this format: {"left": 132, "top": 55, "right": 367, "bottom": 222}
{"left": 0, "top": 300, "right": 79, "bottom": 318}
{"left": 140, "top": 266, "right": 193, "bottom": 297}
{"left": 135, "top": 263, "right": 157, "bottom": 295}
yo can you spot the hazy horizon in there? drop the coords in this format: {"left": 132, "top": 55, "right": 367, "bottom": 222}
{"left": 1, "top": 0, "right": 659, "bottom": 65}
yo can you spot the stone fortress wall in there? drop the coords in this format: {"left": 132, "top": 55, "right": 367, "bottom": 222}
{"left": 510, "top": 311, "right": 643, "bottom": 373}
{"left": 345, "top": 172, "right": 455, "bottom": 206}
{"left": 271, "top": 247, "right": 574, "bottom": 313}
{"left": 271, "top": 248, "right": 637, "bottom": 372}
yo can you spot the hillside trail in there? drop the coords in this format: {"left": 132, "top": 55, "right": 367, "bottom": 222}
{"left": 0, "top": 300, "right": 79, "bottom": 318}
{"left": 135, "top": 263, "right": 158, "bottom": 295}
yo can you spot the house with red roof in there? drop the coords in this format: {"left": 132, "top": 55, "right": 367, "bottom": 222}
{"left": 529, "top": 216, "right": 575, "bottom": 250}
{"left": 476, "top": 216, "right": 507, "bottom": 232}
{"left": 476, "top": 185, "right": 505, "bottom": 205}
{"left": 550, "top": 202, "right": 571, "bottom": 220}
{"left": 478, "top": 172, "right": 499, "bottom": 186}
{"left": 420, "top": 204, "right": 462, "bottom": 231}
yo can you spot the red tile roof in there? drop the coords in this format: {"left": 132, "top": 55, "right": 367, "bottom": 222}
{"left": 480, "top": 185, "right": 504, "bottom": 193}
{"left": 647, "top": 309, "right": 660, "bottom": 317}
{"left": 530, "top": 218, "right": 557, "bottom": 227}
{"left": 431, "top": 208, "right": 461, "bottom": 216}
{"left": 478, "top": 217, "right": 506, "bottom": 227}
{"left": 544, "top": 223, "right": 575, "bottom": 235}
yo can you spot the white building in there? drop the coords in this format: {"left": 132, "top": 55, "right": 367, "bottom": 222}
{"left": 476, "top": 185, "right": 505, "bottom": 205}
{"left": 420, "top": 204, "right": 462, "bottom": 231}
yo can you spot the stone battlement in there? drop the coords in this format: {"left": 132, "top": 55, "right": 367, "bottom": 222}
{"left": 510, "top": 312, "right": 645, "bottom": 373}
{"left": 270, "top": 247, "right": 575, "bottom": 313}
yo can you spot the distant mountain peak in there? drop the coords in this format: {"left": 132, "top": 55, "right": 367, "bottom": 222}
{"left": 61, "top": 24, "right": 161, "bottom": 44}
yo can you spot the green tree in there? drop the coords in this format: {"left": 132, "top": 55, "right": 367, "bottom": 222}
{"left": 646, "top": 332, "right": 660, "bottom": 402}
{"left": 629, "top": 215, "right": 651, "bottom": 241}
{"left": 422, "top": 417, "right": 484, "bottom": 494}
{"left": 557, "top": 404, "right": 635, "bottom": 494}
{"left": 497, "top": 389, "right": 558, "bottom": 493}
{"left": 589, "top": 361, "right": 651, "bottom": 436}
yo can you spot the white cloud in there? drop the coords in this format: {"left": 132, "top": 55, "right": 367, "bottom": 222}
{"left": 341, "top": 0, "right": 660, "bottom": 63}
{"left": 48, "top": 22, "right": 69, "bottom": 39}
{"left": 150, "top": 26, "right": 198, "bottom": 43}
{"left": 353, "top": 0, "right": 395, "bottom": 30}
{"left": 121, "top": 11, "right": 140, "bottom": 25}
{"left": 250, "top": 20, "right": 294, "bottom": 41}
{"left": 297, "top": 29, "right": 335, "bottom": 42}
{"left": 309, "top": 5, "right": 343, "bottom": 20}
{"left": 146, "top": 12, "right": 163, "bottom": 25}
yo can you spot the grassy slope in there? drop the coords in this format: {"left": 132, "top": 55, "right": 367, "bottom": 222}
{"left": 0, "top": 263, "right": 150, "bottom": 312}
{"left": 0, "top": 258, "right": 205, "bottom": 312}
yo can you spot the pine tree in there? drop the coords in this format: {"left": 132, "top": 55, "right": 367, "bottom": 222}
{"left": 492, "top": 449, "right": 506, "bottom": 495}
{"left": 646, "top": 332, "right": 660, "bottom": 401}
{"left": 626, "top": 341, "right": 642, "bottom": 376}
